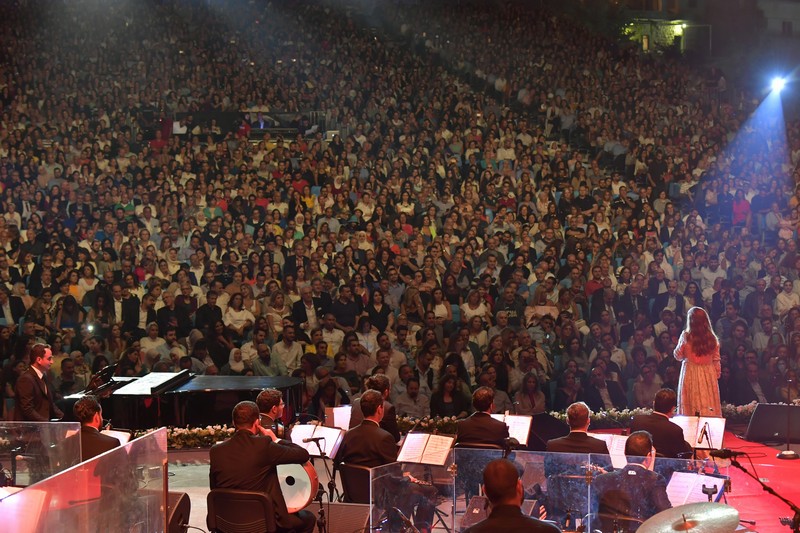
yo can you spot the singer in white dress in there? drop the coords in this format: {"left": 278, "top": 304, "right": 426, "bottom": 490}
{"left": 673, "top": 307, "right": 722, "bottom": 417}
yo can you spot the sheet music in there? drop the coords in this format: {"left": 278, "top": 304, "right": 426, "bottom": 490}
{"left": 672, "top": 416, "right": 726, "bottom": 449}
{"left": 397, "top": 432, "right": 428, "bottom": 463}
{"left": 422, "top": 434, "right": 454, "bottom": 465}
{"left": 396, "top": 433, "right": 454, "bottom": 465}
{"left": 324, "top": 405, "right": 352, "bottom": 430}
{"left": 666, "top": 471, "right": 725, "bottom": 506}
{"left": 101, "top": 429, "right": 132, "bottom": 445}
{"left": 490, "top": 413, "right": 532, "bottom": 445}
{"left": 588, "top": 433, "right": 628, "bottom": 469}
{"left": 290, "top": 424, "right": 345, "bottom": 458}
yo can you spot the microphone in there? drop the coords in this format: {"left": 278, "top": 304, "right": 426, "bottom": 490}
{"left": 303, "top": 437, "right": 325, "bottom": 443}
{"left": 697, "top": 422, "right": 709, "bottom": 444}
{"left": 709, "top": 449, "right": 746, "bottom": 459}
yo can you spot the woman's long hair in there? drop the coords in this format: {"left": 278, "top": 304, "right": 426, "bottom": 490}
{"left": 680, "top": 306, "right": 719, "bottom": 356}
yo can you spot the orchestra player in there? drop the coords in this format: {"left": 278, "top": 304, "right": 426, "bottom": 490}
{"left": 209, "top": 401, "right": 316, "bottom": 533}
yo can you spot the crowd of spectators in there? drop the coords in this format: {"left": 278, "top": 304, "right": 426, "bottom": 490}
{"left": 2, "top": 0, "right": 800, "bottom": 422}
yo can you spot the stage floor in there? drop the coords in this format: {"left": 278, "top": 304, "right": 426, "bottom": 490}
{"left": 168, "top": 431, "right": 800, "bottom": 533}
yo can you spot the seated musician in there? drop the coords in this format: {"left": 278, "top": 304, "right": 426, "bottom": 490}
{"left": 338, "top": 389, "right": 436, "bottom": 533}
{"left": 257, "top": 387, "right": 291, "bottom": 441}
{"left": 209, "top": 401, "right": 316, "bottom": 533}
{"left": 592, "top": 430, "right": 672, "bottom": 532}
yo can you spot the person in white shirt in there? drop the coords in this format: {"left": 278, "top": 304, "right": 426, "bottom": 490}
{"left": 272, "top": 324, "right": 304, "bottom": 373}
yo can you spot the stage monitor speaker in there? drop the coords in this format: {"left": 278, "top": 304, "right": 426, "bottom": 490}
{"left": 167, "top": 491, "right": 191, "bottom": 533}
{"left": 745, "top": 403, "right": 800, "bottom": 444}
{"left": 461, "top": 496, "right": 489, "bottom": 530}
{"left": 526, "top": 412, "right": 570, "bottom": 451}
{"left": 307, "top": 501, "right": 371, "bottom": 532}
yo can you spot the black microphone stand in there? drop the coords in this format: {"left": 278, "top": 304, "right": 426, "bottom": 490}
{"left": 778, "top": 379, "right": 799, "bottom": 460}
{"left": 310, "top": 439, "right": 337, "bottom": 533}
{"left": 729, "top": 457, "right": 800, "bottom": 532}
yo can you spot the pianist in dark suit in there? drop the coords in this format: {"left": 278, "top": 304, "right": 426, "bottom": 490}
{"left": 73, "top": 395, "right": 121, "bottom": 461}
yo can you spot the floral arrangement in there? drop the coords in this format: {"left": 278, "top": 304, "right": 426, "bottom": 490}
{"left": 140, "top": 402, "right": 774, "bottom": 449}
{"left": 549, "top": 407, "right": 652, "bottom": 429}
{"left": 135, "top": 425, "right": 234, "bottom": 449}
{"left": 396, "top": 416, "right": 459, "bottom": 435}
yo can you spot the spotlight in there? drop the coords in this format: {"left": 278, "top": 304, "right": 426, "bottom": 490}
{"left": 772, "top": 77, "right": 786, "bottom": 93}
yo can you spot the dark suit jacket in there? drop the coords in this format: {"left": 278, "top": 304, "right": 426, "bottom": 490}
{"left": 119, "top": 297, "right": 147, "bottom": 333}
{"left": 592, "top": 463, "right": 671, "bottom": 528}
{"left": 349, "top": 397, "right": 400, "bottom": 442}
{"left": 337, "top": 420, "right": 398, "bottom": 468}
{"left": 546, "top": 431, "right": 610, "bottom": 454}
{"left": 291, "top": 298, "right": 327, "bottom": 329}
{"left": 630, "top": 412, "right": 692, "bottom": 459}
{"left": 581, "top": 380, "right": 628, "bottom": 412}
{"left": 209, "top": 429, "right": 310, "bottom": 529}
{"left": 0, "top": 295, "right": 26, "bottom": 325}
{"left": 650, "top": 292, "right": 686, "bottom": 323}
{"left": 734, "top": 378, "right": 776, "bottom": 405}
{"left": 589, "top": 292, "right": 619, "bottom": 324}
{"left": 156, "top": 305, "right": 191, "bottom": 337}
{"left": 456, "top": 412, "right": 509, "bottom": 447}
{"left": 617, "top": 291, "right": 649, "bottom": 323}
{"left": 14, "top": 367, "right": 63, "bottom": 421}
{"left": 80, "top": 425, "right": 121, "bottom": 461}
{"left": 463, "top": 505, "right": 562, "bottom": 533}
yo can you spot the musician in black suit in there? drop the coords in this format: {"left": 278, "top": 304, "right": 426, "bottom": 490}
{"left": 630, "top": 389, "right": 692, "bottom": 459}
{"left": 14, "top": 343, "right": 64, "bottom": 421}
{"left": 463, "top": 459, "right": 561, "bottom": 533}
{"left": 546, "top": 402, "right": 609, "bottom": 454}
{"left": 74, "top": 395, "right": 120, "bottom": 461}
{"left": 209, "top": 401, "right": 316, "bottom": 533}
{"left": 338, "top": 390, "right": 436, "bottom": 532}
{"left": 456, "top": 386, "right": 509, "bottom": 448}
{"left": 349, "top": 374, "right": 400, "bottom": 442}
{"left": 592, "top": 431, "right": 672, "bottom": 531}
{"left": 337, "top": 389, "right": 398, "bottom": 467}
{"left": 256, "top": 388, "right": 290, "bottom": 441}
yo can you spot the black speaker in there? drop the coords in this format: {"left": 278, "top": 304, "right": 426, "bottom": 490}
{"left": 167, "top": 491, "right": 191, "bottom": 533}
{"left": 525, "top": 412, "right": 570, "bottom": 451}
{"left": 307, "top": 501, "right": 371, "bottom": 532}
{"left": 461, "top": 496, "right": 489, "bottom": 530}
{"left": 745, "top": 403, "right": 800, "bottom": 444}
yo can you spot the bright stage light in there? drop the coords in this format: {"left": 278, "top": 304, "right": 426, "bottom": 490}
{"left": 772, "top": 77, "right": 786, "bottom": 93}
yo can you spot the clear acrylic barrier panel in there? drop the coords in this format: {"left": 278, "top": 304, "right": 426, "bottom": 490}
{"left": 370, "top": 450, "right": 456, "bottom": 532}
{"left": 0, "top": 421, "right": 82, "bottom": 487}
{"left": 450, "top": 449, "right": 731, "bottom": 532}
{"left": 1, "top": 427, "right": 168, "bottom": 533}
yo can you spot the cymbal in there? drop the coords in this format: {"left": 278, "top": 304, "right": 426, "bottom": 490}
{"left": 638, "top": 503, "right": 739, "bottom": 533}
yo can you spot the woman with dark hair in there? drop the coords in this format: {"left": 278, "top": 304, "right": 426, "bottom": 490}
{"left": 364, "top": 289, "right": 393, "bottom": 333}
{"left": 674, "top": 306, "right": 721, "bottom": 416}
{"left": 514, "top": 372, "right": 547, "bottom": 415}
{"left": 429, "top": 374, "right": 471, "bottom": 419}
